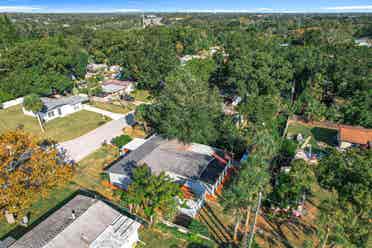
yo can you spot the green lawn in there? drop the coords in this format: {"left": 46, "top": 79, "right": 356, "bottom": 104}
{"left": 130, "top": 89, "right": 152, "bottom": 102}
{"left": 0, "top": 106, "right": 110, "bottom": 142}
{"left": 286, "top": 123, "right": 338, "bottom": 148}
{"left": 139, "top": 227, "right": 217, "bottom": 248}
{"left": 0, "top": 183, "right": 78, "bottom": 240}
{"left": 73, "top": 145, "right": 120, "bottom": 200}
{"left": 90, "top": 101, "right": 135, "bottom": 114}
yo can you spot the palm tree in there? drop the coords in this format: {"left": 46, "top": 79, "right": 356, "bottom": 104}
{"left": 23, "top": 94, "right": 45, "bottom": 132}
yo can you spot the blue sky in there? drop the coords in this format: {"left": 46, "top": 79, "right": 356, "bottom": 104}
{"left": 0, "top": 0, "right": 372, "bottom": 13}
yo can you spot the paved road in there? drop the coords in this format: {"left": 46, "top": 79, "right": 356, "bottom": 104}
{"left": 60, "top": 112, "right": 135, "bottom": 162}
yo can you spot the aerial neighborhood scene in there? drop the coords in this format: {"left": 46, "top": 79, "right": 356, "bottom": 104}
{"left": 0, "top": 0, "right": 371, "bottom": 248}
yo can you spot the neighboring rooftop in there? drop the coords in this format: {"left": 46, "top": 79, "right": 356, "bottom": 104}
{"left": 102, "top": 84, "right": 126, "bottom": 94}
{"left": 102, "top": 79, "right": 134, "bottom": 87}
{"left": 339, "top": 125, "right": 372, "bottom": 145}
{"left": 10, "top": 195, "right": 140, "bottom": 248}
{"left": 107, "top": 135, "right": 227, "bottom": 183}
{"left": 40, "top": 95, "right": 88, "bottom": 112}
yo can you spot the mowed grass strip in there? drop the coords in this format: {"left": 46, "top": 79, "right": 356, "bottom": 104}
{"left": 286, "top": 123, "right": 338, "bottom": 148}
{"left": 0, "top": 105, "right": 110, "bottom": 142}
{"left": 130, "top": 89, "right": 152, "bottom": 102}
{"left": 90, "top": 101, "right": 135, "bottom": 114}
{"left": 73, "top": 145, "right": 119, "bottom": 199}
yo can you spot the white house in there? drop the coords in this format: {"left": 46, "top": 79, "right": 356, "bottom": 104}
{"left": 23, "top": 95, "right": 88, "bottom": 122}
{"left": 9, "top": 195, "right": 141, "bottom": 248}
{"left": 106, "top": 135, "right": 234, "bottom": 217}
{"left": 97, "top": 80, "right": 136, "bottom": 102}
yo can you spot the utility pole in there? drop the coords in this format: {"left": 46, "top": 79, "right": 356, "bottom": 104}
{"left": 248, "top": 192, "right": 262, "bottom": 248}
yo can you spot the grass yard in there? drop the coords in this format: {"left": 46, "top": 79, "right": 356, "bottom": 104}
{"left": 130, "top": 89, "right": 152, "bottom": 102}
{"left": 139, "top": 227, "right": 217, "bottom": 248}
{"left": 139, "top": 228, "right": 190, "bottom": 248}
{"left": 286, "top": 122, "right": 338, "bottom": 148}
{"left": 90, "top": 101, "right": 135, "bottom": 114}
{"left": 0, "top": 145, "right": 119, "bottom": 240}
{"left": 0, "top": 183, "right": 78, "bottom": 240}
{"left": 123, "top": 125, "right": 147, "bottom": 139}
{"left": 73, "top": 145, "right": 119, "bottom": 200}
{"left": 0, "top": 106, "right": 110, "bottom": 142}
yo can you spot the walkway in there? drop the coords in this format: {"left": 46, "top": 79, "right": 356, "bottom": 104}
{"left": 82, "top": 104, "right": 125, "bottom": 120}
{"left": 60, "top": 112, "right": 135, "bottom": 162}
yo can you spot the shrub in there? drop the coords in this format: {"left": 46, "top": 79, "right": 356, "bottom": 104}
{"left": 111, "top": 135, "right": 132, "bottom": 148}
{"left": 188, "top": 220, "right": 210, "bottom": 238}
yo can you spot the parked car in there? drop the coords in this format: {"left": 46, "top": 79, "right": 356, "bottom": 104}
{"left": 121, "top": 94, "right": 135, "bottom": 102}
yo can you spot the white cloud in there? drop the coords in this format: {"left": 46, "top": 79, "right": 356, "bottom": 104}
{"left": 0, "top": 6, "right": 42, "bottom": 12}
{"left": 256, "top": 8, "right": 274, "bottom": 12}
{"left": 323, "top": 5, "right": 372, "bottom": 11}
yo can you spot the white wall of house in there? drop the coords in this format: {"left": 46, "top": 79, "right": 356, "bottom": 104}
{"left": 22, "top": 107, "right": 37, "bottom": 117}
{"left": 23, "top": 103, "right": 83, "bottom": 122}
{"left": 339, "top": 141, "right": 353, "bottom": 149}
{"left": 1, "top": 97, "right": 24, "bottom": 109}
{"left": 125, "top": 84, "right": 135, "bottom": 94}
{"left": 109, "top": 173, "right": 132, "bottom": 190}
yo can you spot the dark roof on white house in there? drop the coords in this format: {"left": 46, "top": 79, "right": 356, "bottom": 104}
{"left": 106, "top": 135, "right": 226, "bottom": 183}
{"left": 40, "top": 96, "right": 88, "bottom": 112}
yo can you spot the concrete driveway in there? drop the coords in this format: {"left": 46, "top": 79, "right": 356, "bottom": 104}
{"left": 60, "top": 112, "right": 135, "bottom": 162}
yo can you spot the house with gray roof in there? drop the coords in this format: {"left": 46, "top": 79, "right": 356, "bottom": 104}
{"left": 23, "top": 95, "right": 88, "bottom": 122}
{"left": 7, "top": 194, "right": 141, "bottom": 248}
{"left": 106, "top": 135, "right": 234, "bottom": 217}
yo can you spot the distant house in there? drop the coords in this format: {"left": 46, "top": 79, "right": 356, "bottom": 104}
{"left": 143, "top": 15, "right": 163, "bottom": 27}
{"left": 338, "top": 125, "right": 372, "bottom": 149}
{"left": 23, "top": 95, "right": 88, "bottom": 122}
{"left": 102, "top": 80, "right": 135, "bottom": 95}
{"left": 85, "top": 63, "right": 123, "bottom": 81}
{"left": 355, "top": 37, "right": 372, "bottom": 47}
{"left": 8, "top": 194, "right": 141, "bottom": 248}
{"left": 106, "top": 135, "right": 234, "bottom": 217}
{"left": 87, "top": 63, "right": 108, "bottom": 73}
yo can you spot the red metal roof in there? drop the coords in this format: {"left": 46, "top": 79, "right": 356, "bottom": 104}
{"left": 339, "top": 125, "right": 372, "bottom": 145}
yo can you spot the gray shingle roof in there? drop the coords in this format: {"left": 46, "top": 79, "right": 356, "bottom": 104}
{"left": 40, "top": 96, "right": 88, "bottom": 112}
{"left": 106, "top": 135, "right": 218, "bottom": 180}
{"left": 10, "top": 195, "right": 96, "bottom": 248}
{"left": 102, "top": 84, "right": 125, "bottom": 94}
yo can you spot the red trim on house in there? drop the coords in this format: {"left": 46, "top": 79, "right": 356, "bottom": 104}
{"left": 101, "top": 180, "right": 119, "bottom": 190}
{"left": 181, "top": 185, "right": 195, "bottom": 199}
{"left": 212, "top": 152, "right": 227, "bottom": 165}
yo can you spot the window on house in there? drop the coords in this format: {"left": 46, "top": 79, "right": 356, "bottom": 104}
{"left": 57, "top": 108, "right": 62, "bottom": 115}
{"left": 48, "top": 111, "right": 55, "bottom": 118}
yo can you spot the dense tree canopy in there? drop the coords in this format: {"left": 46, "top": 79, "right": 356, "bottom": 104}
{"left": 0, "top": 36, "right": 88, "bottom": 102}
{"left": 0, "top": 131, "right": 73, "bottom": 217}
{"left": 316, "top": 148, "right": 372, "bottom": 246}
{"left": 151, "top": 67, "right": 222, "bottom": 144}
